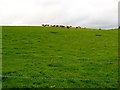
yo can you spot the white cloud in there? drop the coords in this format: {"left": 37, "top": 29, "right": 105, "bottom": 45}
{"left": 0, "top": 0, "right": 119, "bottom": 29}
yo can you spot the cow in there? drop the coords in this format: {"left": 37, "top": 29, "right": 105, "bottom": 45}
{"left": 42, "top": 24, "right": 45, "bottom": 27}
{"left": 46, "top": 24, "right": 49, "bottom": 26}
{"left": 60, "top": 25, "right": 65, "bottom": 28}
{"left": 55, "top": 25, "right": 59, "bottom": 27}
{"left": 42, "top": 24, "right": 49, "bottom": 27}
{"left": 53, "top": 25, "right": 56, "bottom": 27}
{"left": 66, "top": 26, "right": 71, "bottom": 29}
{"left": 50, "top": 25, "right": 53, "bottom": 27}
{"left": 76, "top": 26, "right": 81, "bottom": 29}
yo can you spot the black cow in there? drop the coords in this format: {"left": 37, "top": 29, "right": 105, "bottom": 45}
{"left": 76, "top": 26, "right": 81, "bottom": 28}
{"left": 60, "top": 25, "right": 65, "bottom": 28}
{"left": 66, "top": 26, "right": 70, "bottom": 29}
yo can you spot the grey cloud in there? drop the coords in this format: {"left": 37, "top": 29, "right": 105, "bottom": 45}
{"left": 0, "top": 0, "right": 119, "bottom": 29}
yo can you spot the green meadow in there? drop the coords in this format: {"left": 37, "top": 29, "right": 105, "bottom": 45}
{"left": 2, "top": 26, "right": 118, "bottom": 88}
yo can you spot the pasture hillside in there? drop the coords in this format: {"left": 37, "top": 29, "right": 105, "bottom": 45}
{"left": 2, "top": 26, "right": 118, "bottom": 88}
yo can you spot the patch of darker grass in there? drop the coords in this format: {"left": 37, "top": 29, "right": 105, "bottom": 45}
{"left": 3, "top": 71, "right": 17, "bottom": 75}
{"left": 67, "top": 79, "right": 76, "bottom": 84}
{"left": 48, "top": 45, "right": 53, "bottom": 48}
{"left": 47, "top": 63, "right": 60, "bottom": 67}
{"left": 39, "top": 71, "right": 46, "bottom": 76}
{"left": 12, "top": 40, "right": 18, "bottom": 41}
{"left": 56, "top": 49, "right": 61, "bottom": 51}
{"left": 50, "top": 31, "right": 58, "bottom": 34}
{"left": 95, "top": 34, "right": 102, "bottom": 36}
{"left": 14, "top": 48, "right": 19, "bottom": 49}
{"left": 16, "top": 52, "right": 21, "bottom": 54}
{"left": 2, "top": 76, "right": 8, "bottom": 82}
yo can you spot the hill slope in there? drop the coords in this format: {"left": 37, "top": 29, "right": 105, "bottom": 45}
{"left": 2, "top": 26, "right": 118, "bottom": 88}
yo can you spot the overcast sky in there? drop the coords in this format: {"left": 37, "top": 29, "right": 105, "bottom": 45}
{"left": 0, "top": 0, "right": 119, "bottom": 29}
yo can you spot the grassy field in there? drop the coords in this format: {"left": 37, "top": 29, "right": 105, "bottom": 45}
{"left": 2, "top": 26, "right": 118, "bottom": 88}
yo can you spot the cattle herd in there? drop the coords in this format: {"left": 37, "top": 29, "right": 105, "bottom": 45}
{"left": 42, "top": 24, "right": 82, "bottom": 29}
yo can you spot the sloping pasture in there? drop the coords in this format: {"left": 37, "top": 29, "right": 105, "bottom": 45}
{"left": 2, "top": 26, "right": 118, "bottom": 88}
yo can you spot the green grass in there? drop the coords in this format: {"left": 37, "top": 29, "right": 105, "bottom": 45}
{"left": 2, "top": 26, "right": 118, "bottom": 88}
